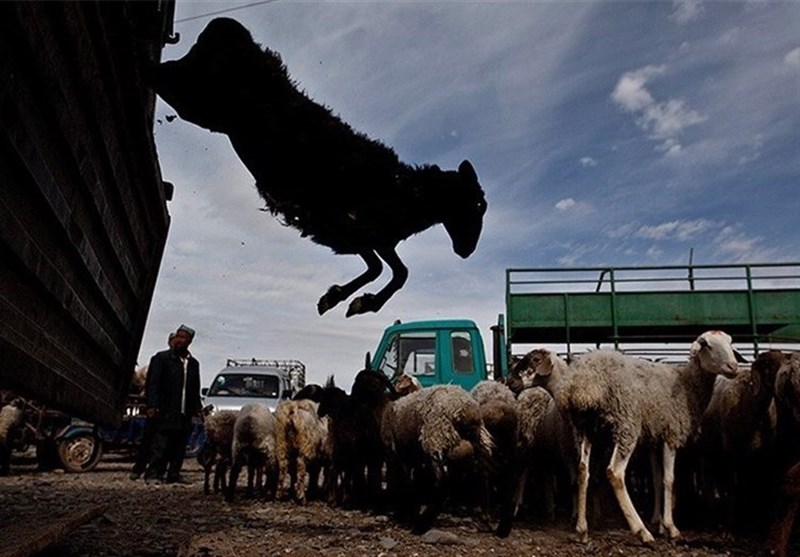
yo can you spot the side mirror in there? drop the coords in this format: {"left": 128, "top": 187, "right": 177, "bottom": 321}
{"left": 201, "top": 387, "right": 209, "bottom": 397}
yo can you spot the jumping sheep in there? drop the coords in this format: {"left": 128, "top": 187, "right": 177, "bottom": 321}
{"left": 381, "top": 384, "right": 496, "bottom": 535}
{"left": 227, "top": 403, "right": 277, "bottom": 502}
{"left": 274, "top": 398, "right": 330, "bottom": 504}
{"left": 517, "top": 330, "right": 743, "bottom": 544}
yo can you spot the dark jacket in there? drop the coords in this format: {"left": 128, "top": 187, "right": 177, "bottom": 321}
{"left": 146, "top": 349, "right": 202, "bottom": 423}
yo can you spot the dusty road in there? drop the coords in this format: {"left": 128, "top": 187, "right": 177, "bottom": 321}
{"left": 0, "top": 455, "right": 787, "bottom": 557}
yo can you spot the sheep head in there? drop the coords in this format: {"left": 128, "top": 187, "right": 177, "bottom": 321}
{"left": 518, "top": 349, "right": 557, "bottom": 389}
{"left": 690, "top": 330, "right": 741, "bottom": 379}
{"left": 440, "top": 160, "right": 487, "bottom": 259}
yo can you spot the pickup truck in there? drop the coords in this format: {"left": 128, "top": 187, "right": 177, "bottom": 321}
{"left": 202, "top": 359, "right": 306, "bottom": 413}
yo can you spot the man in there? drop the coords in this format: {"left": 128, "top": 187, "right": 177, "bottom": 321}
{"left": 144, "top": 325, "right": 202, "bottom": 484}
{"left": 129, "top": 332, "right": 176, "bottom": 481}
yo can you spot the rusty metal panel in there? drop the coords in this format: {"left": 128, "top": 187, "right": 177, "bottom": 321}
{"left": 0, "top": 1, "right": 174, "bottom": 425}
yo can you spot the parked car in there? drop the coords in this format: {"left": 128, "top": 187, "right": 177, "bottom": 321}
{"left": 202, "top": 359, "right": 305, "bottom": 413}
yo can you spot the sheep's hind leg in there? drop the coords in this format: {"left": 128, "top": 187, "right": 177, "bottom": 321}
{"left": 317, "top": 250, "right": 382, "bottom": 315}
{"left": 575, "top": 435, "right": 592, "bottom": 543}
{"left": 346, "top": 248, "right": 407, "bottom": 317}
{"left": 607, "top": 443, "right": 654, "bottom": 544}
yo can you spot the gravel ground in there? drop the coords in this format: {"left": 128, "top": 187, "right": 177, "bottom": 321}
{"left": 0, "top": 455, "right": 789, "bottom": 557}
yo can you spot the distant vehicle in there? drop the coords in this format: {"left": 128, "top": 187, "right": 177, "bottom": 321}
{"left": 202, "top": 359, "right": 306, "bottom": 413}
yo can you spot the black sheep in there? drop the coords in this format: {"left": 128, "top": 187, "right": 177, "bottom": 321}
{"left": 151, "top": 18, "right": 487, "bottom": 316}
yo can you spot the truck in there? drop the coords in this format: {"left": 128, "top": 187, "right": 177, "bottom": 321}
{"left": 370, "top": 262, "right": 800, "bottom": 388}
{"left": 202, "top": 359, "right": 307, "bottom": 413}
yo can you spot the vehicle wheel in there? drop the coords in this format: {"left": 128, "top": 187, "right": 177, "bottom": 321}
{"left": 58, "top": 434, "right": 102, "bottom": 473}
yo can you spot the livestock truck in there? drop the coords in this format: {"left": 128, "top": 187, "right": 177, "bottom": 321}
{"left": 369, "top": 262, "right": 800, "bottom": 389}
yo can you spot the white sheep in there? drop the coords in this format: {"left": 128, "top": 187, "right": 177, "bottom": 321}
{"left": 518, "top": 330, "right": 743, "bottom": 544}
{"left": 200, "top": 409, "right": 239, "bottom": 495}
{"left": 226, "top": 403, "right": 277, "bottom": 502}
{"left": 381, "top": 384, "right": 495, "bottom": 534}
{"left": 0, "top": 398, "right": 25, "bottom": 476}
{"left": 274, "top": 398, "right": 330, "bottom": 504}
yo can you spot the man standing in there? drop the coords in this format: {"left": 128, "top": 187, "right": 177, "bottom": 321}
{"left": 144, "top": 325, "right": 202, "bottom": 484}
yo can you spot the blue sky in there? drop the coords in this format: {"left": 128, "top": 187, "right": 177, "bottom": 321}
{"left": 139, "top": 0, "right": 800, "bottom": 388}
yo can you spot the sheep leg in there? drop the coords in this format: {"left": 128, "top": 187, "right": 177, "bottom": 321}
{"left": 607, "top": 443, "right": 654, "bottom": 544}
{"left": 296, "top": 456, "right": 308, "bottom": 505}
{"left": 245, "top": 462, "right": 256, "bottom": 499}
{"left": 513, "top": 464, "right": 529, "bottom": 518}
{"left": 661, "top": 445, "right": 681, "bottom": 539}
{"left": 575, "top": 435, "right": 592, "bottom": 543}
{"left": 346, "top": 247, "right": 407, "bottom": 317}
{"left": 317, "top": 250, "right": 382, "bottom": 315}
{"left": 649, "top": 447, "right": 664, "bottom": 528}
{"left": 226, "top": 456, "right": 243, "bottom": 502}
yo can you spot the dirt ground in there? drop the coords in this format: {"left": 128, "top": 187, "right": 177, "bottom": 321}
{"left": 0, "top": 454, "right": 790, "bottom": 557}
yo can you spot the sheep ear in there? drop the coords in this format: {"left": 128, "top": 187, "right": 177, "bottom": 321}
{"left": 364, "top": 352, "right": 372, "bottom": 371}
{"left": 734, "top": 349, "right": 748, "bottom": 364}
{"left": 458, "top": 160, "right": 477, "bottom": 183}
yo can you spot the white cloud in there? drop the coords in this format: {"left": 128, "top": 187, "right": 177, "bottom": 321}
{"left": 636, "top": 219, "right": 714, "bottom": 241}
{"left": 611, "top": 65, "right": 707, "bottom": 154}
{"left": 555, "top": 198, "right": 576, "bottom": 211}
{"left": 785, "top": 47, "right": 800, "bottom": 69}
{"left": 580, "top": 156, "right": 598, "bottom": 167}
{"left": 670, "top": 0, "right": 704, "bottom": 25}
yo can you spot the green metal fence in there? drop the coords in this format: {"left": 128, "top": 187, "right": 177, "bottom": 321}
{"left": 506, "top": 262, "right": 800, "bottom": 356}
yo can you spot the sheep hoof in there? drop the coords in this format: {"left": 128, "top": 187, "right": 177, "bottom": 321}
{"left": 667, "top": 526, "right": 681, "bottom": 540}
{"left": 575, "top": 529, "right": 590, "bottom": 544}
{"left": 317, "top": 285, "right": 344, "bottom": 315}
{"left": 637, "top": 528, "right": 655, "bottom": 545}
{"left": 346, "top": 293, "right": 379, "bottom": 317}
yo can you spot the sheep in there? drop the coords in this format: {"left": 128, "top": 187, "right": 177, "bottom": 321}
{"left": 0, "top": 398, "right": 25, "bottom": 476}
{"left": 226, "top": 403, "right": 277, "bottom": 502}
{"left": 199, "top": 409, "right": 239, "bottom": 495}
{"left": 393, "top": 373, "right": 422, "bottom": 397}
{"left": 775, "top": 351, "right": 800, "bottom": 468}
{"left": 766, "top": 458, "right": 800, "bottom": 557}
{"left": 381, "top": 384, "right": 495, "bottom": 535}
{"left": 517, "top": 330, "right": 743, "bottom": 544}
{"left": 469, "top": 381, "right": 519, "bottom": 536}
{"left": 316, "top": 368, "right": 397, "bottom": 510}
{"left": 150, "top": 17, "right": 486, "bottom": 318}
{"left": 514, "top": 386, "right": 578, "bottom": 522}
{"left": 274, "top": 398, "right": 330, "bottom": 504}
{"left": 697, "top": 349, "right": 784, "bottom": 530}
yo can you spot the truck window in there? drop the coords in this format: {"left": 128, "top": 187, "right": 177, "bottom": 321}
{"left": 378, "top": 331, "right": 437, "bottom": 378}
{"left": 451, "top": 332, "right": 474, "bottom": 374}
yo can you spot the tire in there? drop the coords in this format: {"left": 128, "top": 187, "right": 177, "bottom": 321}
{"left": 58, "top": 434, "right": 102, "bottom": 473}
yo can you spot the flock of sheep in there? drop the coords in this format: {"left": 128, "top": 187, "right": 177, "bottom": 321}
{"left": 2, "top": 329, "right": 798, "bottom": 554}
{"left": 196, "top": 330, "right": 800, "bottom": 555}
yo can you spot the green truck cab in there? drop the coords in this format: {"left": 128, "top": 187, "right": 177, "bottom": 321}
{"left": 370, "top": 319, "right": 496, "bottom": 390}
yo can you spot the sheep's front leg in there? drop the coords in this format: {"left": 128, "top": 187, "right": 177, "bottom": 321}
{"left": 607, "top": 443, "right": 654, "bottom": 544}
{"left": 661, "top": 444, "right": 681, "bottom": 539}
{"left": 575, "top": 435, "right": 592, "bottom": 542}
{"left": 346, "top": 248, "right": 408, "bottom": 317}
{"left": 317, "top": 250, "right": 382, "bottom": 315}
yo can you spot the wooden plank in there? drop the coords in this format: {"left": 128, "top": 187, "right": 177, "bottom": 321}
{"left": 0, "top": 505, "right": 107, "bottom": 557}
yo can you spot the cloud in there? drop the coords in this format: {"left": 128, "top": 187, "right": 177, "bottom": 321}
{"left": 555, "top": 198, "right": 576, "bottom": 211}
{"left": 635, "top": 219, "right": 714, "bottom": 241}
{"left": 580, "top": 156, "right": 598, "bottom": 167}
{"left": 611, "top": 65, "right": 707, "bottom": 153}
{"left": 785, "top": 47, "right": 800, "bottom": 69}
{"left": 670, "top": 0, "right": 704, "bottom": 25}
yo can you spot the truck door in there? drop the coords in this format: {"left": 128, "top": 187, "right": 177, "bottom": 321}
{"left": 443, "top": 329, "right": 483, "bottom": 390}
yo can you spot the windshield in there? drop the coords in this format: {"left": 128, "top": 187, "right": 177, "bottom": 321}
{"left": 207, "top": 373, "right": 280, "bottom": 398}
